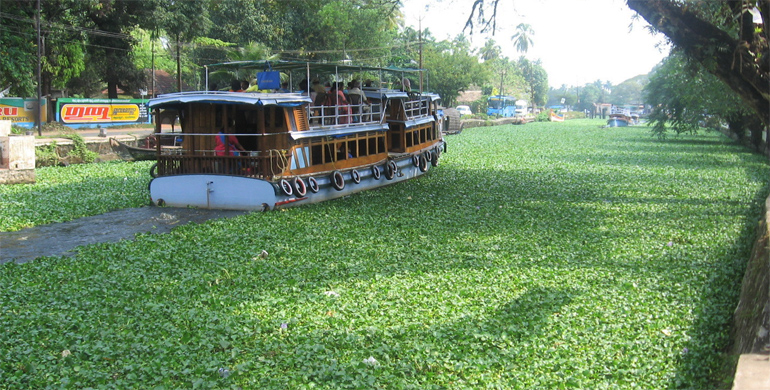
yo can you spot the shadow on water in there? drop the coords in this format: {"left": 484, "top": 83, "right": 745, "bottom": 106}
{"left": 0, "top": 207, "right": 248, "bottom": 264}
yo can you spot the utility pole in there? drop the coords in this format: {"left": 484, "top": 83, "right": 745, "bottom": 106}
{"left": 36, "top": 0, "right": 42, "bottom": 136}
{"left": 418, "top": 17, "right": 423, "bottom": 93}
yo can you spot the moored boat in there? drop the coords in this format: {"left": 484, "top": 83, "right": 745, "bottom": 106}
{"left": 109, "top": 138, "right": 156, "bottom": 161}
{"left": 606, "top": 114, "right": 630, "bottom": 127}
{"left": 146, "top": 61, "right": 445, "bottom": 211}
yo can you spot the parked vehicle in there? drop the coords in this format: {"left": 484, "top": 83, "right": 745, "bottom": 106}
{"left": 456, "top": 105, "right": 472, "bottom": 116}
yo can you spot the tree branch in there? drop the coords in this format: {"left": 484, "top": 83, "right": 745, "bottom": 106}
{"left": 626, "top": 0, "right": 769, "bottom": 125}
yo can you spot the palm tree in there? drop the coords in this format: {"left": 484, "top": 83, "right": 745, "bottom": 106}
{"left": 479, "top": 39, "right": 502, "bottom": 61}
{"left": 511, "top": 23, "right": 534, "bottom": 54}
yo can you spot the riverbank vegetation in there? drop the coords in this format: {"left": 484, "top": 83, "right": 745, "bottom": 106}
{"left": 1, "top": 120, "right": 768, "bottom": 388}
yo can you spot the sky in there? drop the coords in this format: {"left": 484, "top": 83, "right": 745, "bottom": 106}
{"left": 402, "top": 0, "right": 671, "bottom": 88}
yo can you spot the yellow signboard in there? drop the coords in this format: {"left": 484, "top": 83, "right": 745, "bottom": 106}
{"left": 60, "top": 104, "right": 140, "bottom": 123}
{"left": 0, "top": 99, "right": 47, "bottom": 124}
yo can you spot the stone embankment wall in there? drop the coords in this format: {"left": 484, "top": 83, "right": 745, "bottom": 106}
{"left": 732, "top": 195, "right": 770, "bottom": 353}
{"left": 730, "top": 195, "right": 770, "bottom": 390}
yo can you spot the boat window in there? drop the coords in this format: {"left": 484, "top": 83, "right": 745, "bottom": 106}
{"left": 358, "top": 139, "right": 367, "bottom": 157}
{"left": 311, "top": 144, "right": 323, "bottom": 165}
{"left": 324, "top": 142, "right": 335, "bottom": 163}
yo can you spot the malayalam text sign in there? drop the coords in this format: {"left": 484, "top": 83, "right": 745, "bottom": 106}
{"left": 60, "top": 104, "right": 141, "bottom": 123}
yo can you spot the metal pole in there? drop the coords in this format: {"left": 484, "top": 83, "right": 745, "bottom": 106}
{"left": 418, "top": 18, "right": 423, "bottom": 93}
{"left": 36, "top": 0, "right": 42, "bottom": 136}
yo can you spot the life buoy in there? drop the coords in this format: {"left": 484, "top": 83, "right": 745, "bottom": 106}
{"left": 412, "top": 154, "right": 420, "bottom": 167}
{"left": 294, "top": 177, "right": 307, "bottom": 197}
{"left": 331, "top": 171, "right": 345, "bottom": 191}
{"left": 149, "top": 163, "right": 158, "bottom": 178}
{"left": 308, "top": 177, "right": 320, "bottom": 193}
{"left": 431, "top": 150, "right": 440, "bottom": 167}
{"left": 279, "top": 179, "right": 293, "bottom": 196}
{"left": 418, "top": 154, "right": 429, "bottom": 172}
{"left": 385, "top": 160, "right": 397, "bottom": 180}
{"left": 371, "top": 165, "right": 381, "bottom": 180}
{"left": 351, "top": 169, "right": 361, "bottom": 184}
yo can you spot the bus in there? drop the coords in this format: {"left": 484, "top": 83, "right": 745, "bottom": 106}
{"left": 487, "top": 95, "right": 517, "bottom": 117}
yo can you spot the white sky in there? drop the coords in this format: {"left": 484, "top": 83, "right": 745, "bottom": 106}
{"left": 402, "top": 0, "right": 671, "bottom": 88}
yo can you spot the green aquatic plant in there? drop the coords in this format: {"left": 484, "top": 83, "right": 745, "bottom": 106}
{"left": 0, "top": 120, "right": 768, "bottom": 389}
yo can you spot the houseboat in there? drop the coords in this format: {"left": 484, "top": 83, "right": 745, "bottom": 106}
{"left": 146, "top": 61, "right": 445, "bottom": 211}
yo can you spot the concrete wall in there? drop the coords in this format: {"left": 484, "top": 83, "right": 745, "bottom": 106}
{"left": 731, "top": 195, "right": 770, "bottom": 389}
{"left": 0, "top": 119, "right": 36, "bottom": 184}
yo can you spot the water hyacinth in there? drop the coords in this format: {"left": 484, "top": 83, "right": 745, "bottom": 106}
{"left": 0, "top": 122, "right": 767, "bottom": 389}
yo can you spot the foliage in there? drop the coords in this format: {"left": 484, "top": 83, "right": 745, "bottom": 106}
{"left": 644, "top": 52, "right": 751, "bottom": 139}
{"left": 1, "top": 122, "right": 768, "bottom": 389}
{"left": 64, "top": 133, "right": 99, "bottom": 164}
{"left": 535, "top": 110, "right": 551, "bottom": 122}
{"left": 511, "top": 23, "right": 535, "bottom": 54}
{"left": 517, "top": 57, "right": 549, "bottom": 107}
{"left": 627, "top": 1, "right": 770, "bottom": 128}
{"left": 609, "top": 75, "right": 648, "bottom": 106}
{"left": 0, "top": 161, "right": 152, "bottom": 231}
{"left": 35, "top": 141, "right": 61, "bottom": 167}
{"left": 422, "top": 36, "right": 489, "bottom": 107}
{"left": 0, "top": 1, "right": 60, "bottom": 97}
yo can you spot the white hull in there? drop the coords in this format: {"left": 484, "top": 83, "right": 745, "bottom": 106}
{"left": 149, "top": 147, "right": 441, "bottom": 211}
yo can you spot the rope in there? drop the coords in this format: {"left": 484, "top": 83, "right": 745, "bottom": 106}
{"left": 268, "top": 149, "right": 289, "bottom": 179}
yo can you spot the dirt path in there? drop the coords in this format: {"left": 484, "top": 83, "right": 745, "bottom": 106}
{"left": 0, "top": 207, "right": 248, "bottom": 264}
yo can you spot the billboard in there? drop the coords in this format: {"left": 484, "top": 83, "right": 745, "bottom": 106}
{"left": 0, "top": 98, "right": 47, "bottom": 126}
{"left": 56, "top": 98, "right": 150, "bottom": 127}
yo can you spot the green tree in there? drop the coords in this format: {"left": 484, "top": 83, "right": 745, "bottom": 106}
{"left": 479, "top": 39, "right": 502, "bottom": 61}
{"left": 609, "top": 75, "right": 647, "bottom": 106}
{"left": 511, "top": 23, "right": 534, "bottom": 54}
{"left": 517, "top": 57, "right": 548, "bottom": 108}
{"left": 154, "top": 0, "right": 211, "bottom": 92}
{"left": 578, "top": 84, "right": 602, "bottom": 112}
{"left": 627, "top": 1, "right": 769, "bottom": 130}
{"left": 82, "top": 0, "right": 155, "bottom": 98}
{"left": 0, "top": 1, "right": 38, "bottom": 97}
{"left": 645, "top": 52, "right": 758, "bottom": 144}
{"left": 422, "top": 35, "right": 488, "bottom": 107}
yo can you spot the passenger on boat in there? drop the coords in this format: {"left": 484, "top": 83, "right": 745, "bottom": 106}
{"left": 244, "top": 79, "right": 257, "bottom": 92}
{"left": 229, "top": 80, "right": 243, "bottom": 92}
{"left": 215, "top": 128, "right": 246, "bottom": 156}
{"left": 298, "top": 79, "right": 311, "bottom": 95}
{"left": 399, "top": 77, "right": 411, "bottom": 93}
{"left": 347, "top": 80, "right": 370, "bottom": 122}
{"left": 324, "top": 82, "right": 350, "bottom": 124}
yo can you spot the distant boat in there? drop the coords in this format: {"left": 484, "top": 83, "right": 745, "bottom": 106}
{"left": 549, "top": 110, "right": 564, "bottom": 122}
{"left": 606, "top": 114, "right": 630, "bottom": 127}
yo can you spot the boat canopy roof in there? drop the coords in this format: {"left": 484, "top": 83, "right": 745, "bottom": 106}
{"left": 148, "top": 91, "right": 311, "bottom": 109}
{"left": 206, "top": 60, "right": 424, "bottom": 75}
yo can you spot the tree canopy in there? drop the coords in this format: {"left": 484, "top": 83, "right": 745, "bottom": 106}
{"left": 1, "top": 0, "right": 558, "bottom": 113}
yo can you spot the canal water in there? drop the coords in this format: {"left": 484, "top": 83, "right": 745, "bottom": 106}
{"left": 0, "top": 207, "right": 248, "bottom": 264}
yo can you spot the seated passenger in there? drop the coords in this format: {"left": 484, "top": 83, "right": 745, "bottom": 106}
{"left": 324, "top": 82, "right": 350, "bottom": 124}
{"left": 347, "top": 80, "right": 370, "bottom": 122}
{"left": 215, "top": 127, "right": 246, "bottom": 156}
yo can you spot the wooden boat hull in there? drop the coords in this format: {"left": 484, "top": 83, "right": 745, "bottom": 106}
{"left": 149, "top": 144, "right": 443, "bottom": 210}
{"left": 109, "top": 137, "right": 156, "bottom": 161}
{"left": 606, "top": 118, "right": 629, "bottom": 127}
